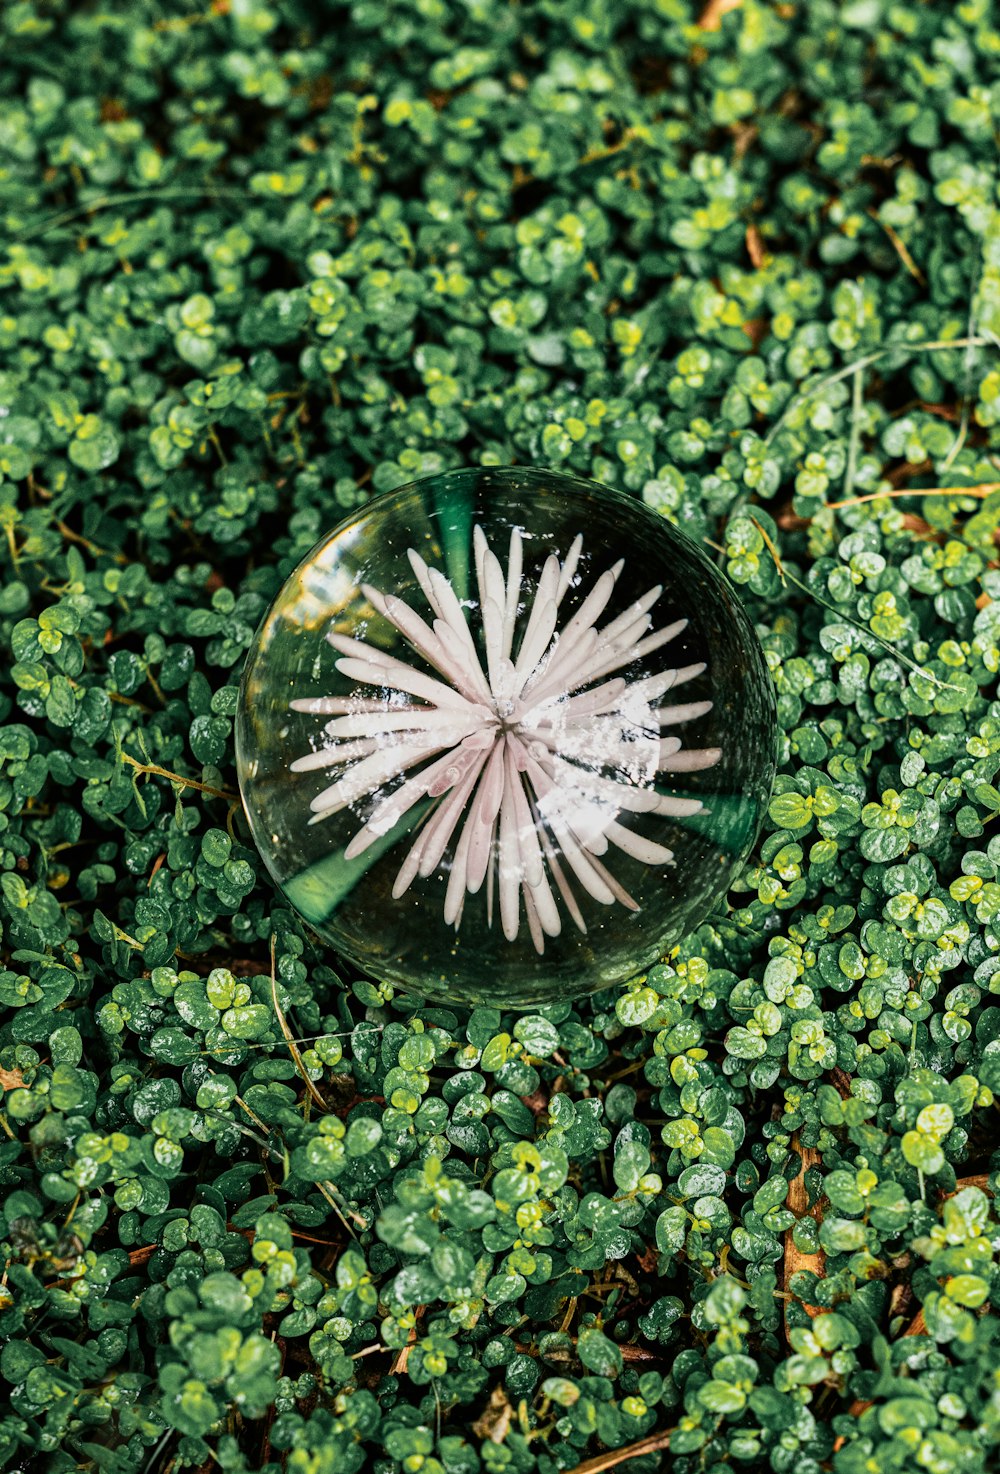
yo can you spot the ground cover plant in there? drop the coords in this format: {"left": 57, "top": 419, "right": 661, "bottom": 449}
{"left": 1, "top": 0, "right": 1000, "bottom": 1470}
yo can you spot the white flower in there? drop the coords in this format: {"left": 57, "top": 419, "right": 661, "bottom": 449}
{"left": 289, "top": 525, "right": 721, "bottom": 953}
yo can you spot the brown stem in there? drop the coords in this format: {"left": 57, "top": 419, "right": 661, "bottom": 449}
{"left": 389, "top": 1308, "right": 424, "bottom": 1375}
{"left": 698, "top": 0, "right": 742, "bottom": 29}
{"left": 784, "top": 1132, "right": 826, "bottom": 1330}
{"left": 828, "top": 481, "right": 999, "bottom": 510}
{"left": 562, "top": 1426, "right": 675, "bottom": 1474}
{"left": 119, "top": 751, "right": 237, "bottom": 801}
{"left": 269, "top": 934, "right": 328, "bottom": 1111}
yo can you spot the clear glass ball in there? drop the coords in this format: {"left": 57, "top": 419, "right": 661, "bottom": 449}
{"left": 236, "top": 467, "right": 776, "bottom": 1007}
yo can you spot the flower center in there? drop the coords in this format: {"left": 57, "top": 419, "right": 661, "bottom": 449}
{"left": 493, "top": 695, "right": 525, "bottom": 733}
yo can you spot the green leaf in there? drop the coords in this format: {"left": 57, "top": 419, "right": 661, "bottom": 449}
{"left": 577, "top": 1327, "right": 623, "bottom": 1378}
{"left": 655, "top": 1206, "right": 688, "bottom": 1256}
{"left": 859, "top": 828, "right": 910, "bottom": 863}
{"left": 768, "top": 792, "right": 814, "bottom": 830}
{"left": 901, "top": 1131, "right": 944, "bottom": 1175}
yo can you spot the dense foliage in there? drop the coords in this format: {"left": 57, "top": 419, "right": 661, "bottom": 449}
{"left": 1, "top": 0, "right": 1000, "bottom": 1471}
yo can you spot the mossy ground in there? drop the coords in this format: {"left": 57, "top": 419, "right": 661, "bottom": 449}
{"left": 1, "top": 2, "right": 1000, "bottom": 1472}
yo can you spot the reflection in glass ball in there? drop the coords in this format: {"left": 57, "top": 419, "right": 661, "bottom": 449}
{"left": 236, "top": 468, "right": 777, "bottom": 1007}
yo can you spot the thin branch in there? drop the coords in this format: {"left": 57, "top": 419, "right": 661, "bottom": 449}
{"left": 562, "top": 1426, "right": 675, "bottom": 1474}
{"left": 766, "top": 335, "right": 994, "bottom": 446}
{"left": 941, "top": 277, "right": 980, "bottom": 473}
{"left": 867, "top": 210, "right": 924, "bottom": 285}
{"left": 118, "top": 750, "right": 237, "bottom": 801}
{"left": 827, "top": 481, "right": 1000, "bottom": 510}
{"left": 16, "top": 185, "right": 250, "bottom": 242}
{"left": 750, "top": 516, "right": 787, "bottom": 585}
{"left": 55, "top": 519, "right": 127, "bottom": 563}
{"left": 314, "top": 1179, "right": 365, "bottom": 1235}
{"left": 233, "top": 1094, "right": 271, "bottom": 1136}
{"left": 269, "top": 934, "right": 328, "bottom": 1111}
{"left": 750, "top": 517, "right": 961, "bottom": 693}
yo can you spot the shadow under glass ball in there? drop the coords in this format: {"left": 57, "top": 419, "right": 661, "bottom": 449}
{"left": 236, "top": 467, "right": 777, "bottom": 1008}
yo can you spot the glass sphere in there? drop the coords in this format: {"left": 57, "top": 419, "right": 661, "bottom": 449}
{"left": 236, "top": 467, "right": 776, "bottom": 1007}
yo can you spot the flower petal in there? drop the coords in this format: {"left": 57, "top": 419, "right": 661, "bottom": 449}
{"left": 659, "top": 746, "right": 722, "bottom": 773}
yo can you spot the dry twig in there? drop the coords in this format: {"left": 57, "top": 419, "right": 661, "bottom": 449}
{"left": 783, "top": 1132, "right": 826, "bottom": 1330}
{"left": 562, "top": 1425, "right": 676, "bottom": 1474}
